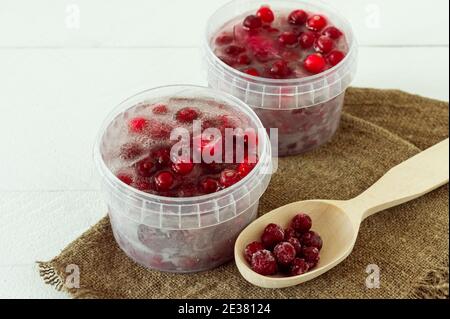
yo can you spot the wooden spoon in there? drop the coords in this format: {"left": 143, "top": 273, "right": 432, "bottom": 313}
{"left": 235, "top": 139, "right": 449, "bottom": 289}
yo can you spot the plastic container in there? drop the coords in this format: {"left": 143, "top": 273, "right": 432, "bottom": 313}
{"left": 94, "top": 85, "right": 272, "bottom": 273}
{"left": 204, "top": 0, "right": 358, "bottom": 156}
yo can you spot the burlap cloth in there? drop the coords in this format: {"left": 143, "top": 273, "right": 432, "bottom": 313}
{"left": 39, "top": 88, "right": 449, "bottom": 299}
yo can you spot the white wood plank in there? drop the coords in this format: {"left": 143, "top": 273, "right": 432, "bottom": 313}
{"left": 0, "top": 264, "right": 68, "bottom": 298}
{"left": 0, "top": 47, "right": 448, "bottom": 191}
{"left": 0, "top": 0, "right": 448, "bottom": 48}
{"left": 0, "top": 191, "right": 106, "bottom": 265}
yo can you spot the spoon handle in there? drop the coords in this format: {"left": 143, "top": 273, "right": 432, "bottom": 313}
{"left": 352, "top": 139, "right": 449, "bottom": 221}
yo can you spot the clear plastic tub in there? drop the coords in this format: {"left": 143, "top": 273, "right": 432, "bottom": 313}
{"left": 94, "top": 85, "right": 272, "bottom": 273}
{"left": 204, "top": 0, "right": 358, "bottom": 156}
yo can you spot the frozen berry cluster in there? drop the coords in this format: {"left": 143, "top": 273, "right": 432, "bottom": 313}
{"left": 110, "top": 98, "right": 259, "bottom": 198}
{"left": 244, "top": 213, "right": 323, "bottom": 276}
{"left": 213, "top": 5, "right": 348, "bottom": 79}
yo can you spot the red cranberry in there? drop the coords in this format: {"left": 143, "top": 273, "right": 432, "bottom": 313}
{"left": 244, "top": 241, "right": 265, "bottom": 263}
{"left": 243, "top": 15, "right": 262, "bottom": 30}
{"left": 151, "top": 147, "right": 171, "bottom": 166}
{"left": 177, "top": 183, "right": 197, "bottom": 197}
{"left": 238, "top": 160, "right": 256, "bottom": 178}
{"left": 269, "top": 59, "right": 292, "bottom": 78}
{"left": 288, "top": 10, "right": 308, "bottom": 25}
{"left": 327, "top": 50, "right": 345, "bottom": 66}
{"left": 261, "top": 223, "right": 285, "bottom": 249}
{"left": 135, "top": 179, "right": 152, "bottom": 191}
{"left": 322, "top": 26, "right": 343, "bottom": 39}
{"left": 200, "top": 178, "right": 220, "bottom": 194}
{"left": 152, "top": 104, "right": 168, "bottom": 115}
{"left": 243, "top": 68, "right": 261, "bottom": 76}
{"left": 136, "top": 158, "right": 156, "bottom": 177}
{"left": 314, "top": 36, "right": 334, "bottom": 54}
{"left": 225, "top": 45, "right": 246, "bottom": 56}
{"left": 287, "top": 237, "right": 302, "bottom": 255}
{"left": 257, "top": 6, "right": 275, "bottom": 24}
{"left": 307, "top": 260, "right": 319, "bottom": 270}
{"left": 291, "top": 213, "right": 312, "bottom": 233}
{"left": 251, "top": 250, "right": 278, "bottom": 275}
{"left": 302, "top": 246, "right": 320, "bottom": 264}
{"left": 298, "top": 31, "right": 316, "bottom": 49}
{"left": 120, "top": 143, "right": 143, "bottom": 160}
{"left": 290, "top": 258, "right": 310, "bottom": 276}
{"left": 237, "top": 54, "right": 252, "bottom": 65}
{"left": 176, "top": 107, "right": 200, "bottom": 123}
{"left": 219, "top": 55, "right": 236, "bottom": 66}
{"left": 301, "top": 231, "right": 323, "bottom": 250}
{"left": 219, "top": 169, "right": 240, "bottom": 187}
{"left": 307, "top": 15, "right": 327, "bottom": 31}
{"left": 278, "top": 32, "right": 298, "bottom": 46}
{"left": 147, "top": 120, "right": 172, "bottom": 139}
{"left": 117, "top": 173, "right": 133, "bottom": 185}
{"left": 154, "top": 171, "right": 174, "bottom": 191}
{"left": 128, "top": 117, "right": 148, "bottom": 134}
{"left": 303, "top": 54, "right": 326, "bottom": 74}
{"left": 172, "top": 161, "right": 194, "bottom": 176}
{"left": 273, "top": 242, "right": 296, "bottom": 265}
{"left": 284, "top": 227, "right": 299, "bottom": 240}
{"left": 215, "top": 34, "right": 233, "bottom": 46}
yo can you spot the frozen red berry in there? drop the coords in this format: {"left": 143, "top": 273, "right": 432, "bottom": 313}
{"left": 152, "top": 104, "right": 168, "bottom": 115}
{"left": 243, "top": 15, "right": 262, "bottom": 30}
{"left": 200, "top": 178, "right": 220, "bottom": 194}
{"left": 302, "top": 246, "right": 320, "bottom": 264}
{"left": 327, "top": 50, "right": 345, "bottom": 66}
{"left": 314, "top": 36, "right": 334, "bottom": 54}
{"left": 243, "top": 68, "right": 260, "bottom": 76}
{"left": 261, "top": 223, "right": 285, "bottom": 249}
{"left": 136, "top": 158, "right": 156, "bottom": 177}
{"left": 306, "top": 15, "right": 327, "bottom": 31}
{"left": 147, "top": 120, "right": 173, "bottom": 139}
{"left": 278, "top": 32, "right": 298, "bottom": 46}
{"left": 290, "top": 258, "right": 309, "bottom": 276}
{"left": 225, "top": 45, "right": 246, "bottom": 56}
{"left": 219, "top": 169, "right": 240, "bottom": 187}
{"left": 120, "top": 143, "right": 143, "bottom": 160}
{"left": 284, "top": 227, "right": 299, "bottom": 240}
{"left": 291, "top": 213, "right": 312, "bottom": 233}
{"left": 238, "top": 160, "right": 256, "bottom": 178}
{"left": 154, "top": 171, "right": 174, "bottom": 191}
{"left": 298, "top": 31, "right": 316, "bottom": 49}
{"left": 301, "top": 231, "right": 323, "bottom": 250}
{"left": 287, "top": 237, "right": 302, "bottom": 255}
{"left": 237, "top": 54, "right": 252, "bottom": 65}
{"left": 151, "top": 147, "right": 171, "bottom": 166}
{"left": 251, "top": 250, "right": 278, "bottom": 275}
{"left": 322, "top": 26, "right": 342, "bottom": 39}
{"left": 288, "top": 10, "right": 308, "bottom": 25}
{"left": 176, "top": 107, "right": 200, "bottom": 123}
{"left": 117, "top": 173, "right": 133, "bottom": 185}
{"left": 128, "top": 117, "right": 149, "bottom": 134}
{"left": 172, "top": 161, "right": 194, "bottom": 176}
{"left": 303, "top": 54, "right": 326, "bottom": 74}
{"left": 244, "top": 241, "right": 265, "bottom": 263}
{"left": 215, "top": 34, "right": 234, "bottom": 46}
{"left": 269, "top": 59, "right": 292, "bottom": 78}
{"left": 273, "top": 242, "right": 296, "bottom": 265}
{"left": 135, "top": 179, "right": 152, "bottom": 191}
{"left": 257, "top": 6, "right": 275, "bottom": 24}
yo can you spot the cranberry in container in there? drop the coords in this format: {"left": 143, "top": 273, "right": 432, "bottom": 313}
{"left": 94, "top": 86, "right": 272, "bottom": 273}
{"left": 205, "top": 0, "right": 358, "bottom": 156}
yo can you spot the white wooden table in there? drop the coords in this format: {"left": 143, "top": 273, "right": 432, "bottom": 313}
{"left": 0, "top": 0, "right": 448, "bottom": 299}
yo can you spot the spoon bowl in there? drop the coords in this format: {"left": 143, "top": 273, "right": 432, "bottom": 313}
{"left": 235, "top": 139, "right": 449, "bottom": 289}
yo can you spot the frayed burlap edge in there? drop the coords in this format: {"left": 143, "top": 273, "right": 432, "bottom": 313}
{"left": 409, "top": 258, "right": 449, "bottom": 299}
